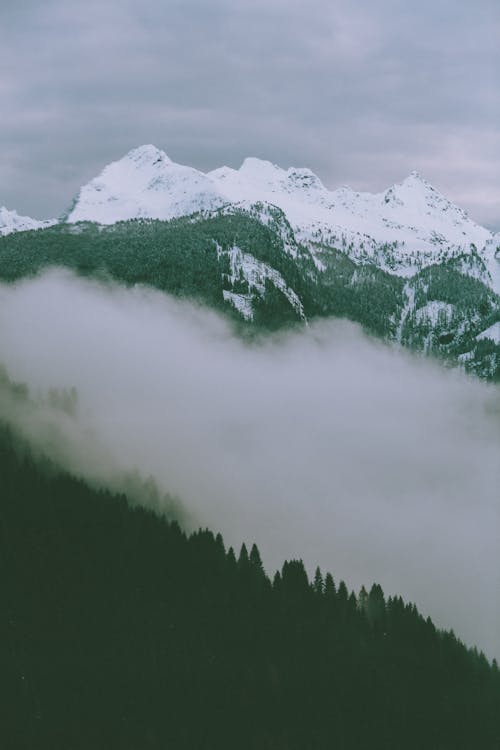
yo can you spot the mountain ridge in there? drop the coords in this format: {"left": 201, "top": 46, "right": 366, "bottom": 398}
{"left": 4, "top": 144, "right": 497, "bottom": 291}
{"left": 59, "top": 145, "right": 498, "bottom": 294}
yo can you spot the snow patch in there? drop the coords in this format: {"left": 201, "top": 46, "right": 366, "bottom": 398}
{"left": 396, "top": 283, "right": 415, "bottom": 343}
{"left": 476, "top": 322, "right": 500, "bottom": 345}
{"left": 415, "top": 301, "right": 455, "bottom": 327}
{"left": 218, "top": 244, "right": 306, "bottom": 321}
{"left": 223, "top": 291, "right": 254, "bottom": 320}
{"left": 0, "top": 206, "right": 56, "bottom": 236}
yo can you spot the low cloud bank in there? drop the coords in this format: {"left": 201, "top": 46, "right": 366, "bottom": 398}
{"left": 0, "top": 269, "right": 498, "bottom": 657}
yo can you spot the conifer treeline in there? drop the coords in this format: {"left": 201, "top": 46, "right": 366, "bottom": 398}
{"left": 1, "top": 423, "right": 499, "bottom": 749}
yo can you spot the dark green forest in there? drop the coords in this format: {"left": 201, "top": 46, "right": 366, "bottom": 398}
{"left": 1, "top": 423, "right": 499, "bottom": 750}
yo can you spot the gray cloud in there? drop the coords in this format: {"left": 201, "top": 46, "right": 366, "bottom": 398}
{"left": 1, "top": 0, "right": 498, "bottom": 227}
{"left": 0, "top": 269, "right": 499, "bottom": 659}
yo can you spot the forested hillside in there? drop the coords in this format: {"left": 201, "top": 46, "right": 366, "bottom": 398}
{"left": 2, "top": 423, "right": 499, "bottom": 750}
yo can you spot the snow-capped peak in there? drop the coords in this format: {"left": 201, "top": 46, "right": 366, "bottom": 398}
{"left": 380, "top": 171, "right": 472, "bottom": 236}
{"left": 0, "top": 206, "right": 56, "bottom": 236}
{"left": 122, "top": 144, "right": 172, "bottom": 167}
{"left": 82, "top": 143, "right": 174, "bottom": 196}
{"left": 237, "top": 157, "right": 325, "bottom": 194}
{"left": 406, "top": 169, "right": 425, "bottom": 182}
{"left": 67, "top": 144, "right": 223, "bottom": 224}
{"left": 208, "top": 157, "right": 327, "bottom": 206}
{"left": 239, "top": 156, "right": 283, "bottom": 178}
{"left": 287, "top": 167, "right": 325, "bottom": 192}
{"left": 386, "top": 171, "right": 436, "bottom": 198}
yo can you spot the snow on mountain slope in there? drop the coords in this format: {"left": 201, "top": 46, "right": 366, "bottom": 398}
{"left": 67, "top": 145, "right": 225, "bottom": 224}
{"left": 483, "top": 234, "right": 500, "bottom": 295}
{"left": 208, "top": 199, "right": 314, "bottom": 263}
{"left": 0, "top": 206, "right": 56, "bottom": 236}
{"left": 210, "top": 162, "right": 493, "bottom": 283}
{"left": 216, "top": 242, "right": 306, "bottom": 322}
{"left": 477, "top": 321, "right": 500, "bottom": 344}
{"left": 65, "top": 145, "right": 497, "bottom": 290}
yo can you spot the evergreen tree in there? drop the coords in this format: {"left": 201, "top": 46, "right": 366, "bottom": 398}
{"left": 313, "top": 566, "right": 324, "bottom": 595}
{"left": 358, "top": 584, "right": 368, "bottom": 612}
{"left": 249, "top": 542, "right": 265, "bottom": 576}
{"left": 324, "top": 572, "right": 336, "bottom": 598}
{"left": 238, "top": 542, "right": 249, "bottom": 568}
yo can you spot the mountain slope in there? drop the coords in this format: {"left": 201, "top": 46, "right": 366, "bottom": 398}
{"left": 2, "top": 418, "right": 499, "bottom": 750}
{"left": 0, "top": 206, "right": 56, "bottom": 236}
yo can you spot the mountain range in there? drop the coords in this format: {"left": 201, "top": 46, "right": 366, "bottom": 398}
{"left": 1, "top": 145, "right": 499, "bottom": 379}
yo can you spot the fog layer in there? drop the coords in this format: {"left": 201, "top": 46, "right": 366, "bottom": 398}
{"left": 0, "top": 270, "right": 498, "bottom": 657}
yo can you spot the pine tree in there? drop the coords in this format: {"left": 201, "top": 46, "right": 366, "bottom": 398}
{"left": 249, "top": 543, "right": 265, "bottom": 576}
{"left": 238, "top": 542, "right": 249, "bottom": 568}
{"left": 313, "top": 566, "right": 324, "bottom": 596}
{"left": 358, "top": 585, "right": 368, "bottom": 613}
{"left": 367, "top": 583, "right": 386, "bottom": 627}
{"left": 324, "top": 572, "right": 336, "bottom": 598}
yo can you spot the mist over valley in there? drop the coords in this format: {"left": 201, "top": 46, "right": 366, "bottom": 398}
{"left": 1, "top": 268, "right": 498, "bottom": 659}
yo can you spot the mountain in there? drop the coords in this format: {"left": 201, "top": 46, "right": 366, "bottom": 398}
{"left": 66, "top": 145, "right": 498, "bottom": 292}
{"left": 0, "top": 205, "right": 56, "bottom": 236}
{"left": 2, "top": 146, "right": 499, "bottom": 380}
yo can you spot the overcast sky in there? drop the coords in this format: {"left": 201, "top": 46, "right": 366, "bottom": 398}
{"left": 1, "top": 0, "right": 499, "bottom": 228}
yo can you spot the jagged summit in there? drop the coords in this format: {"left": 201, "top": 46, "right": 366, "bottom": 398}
{"left": 235, "top": 157, "right": 326, "bottom": 195}
{"left": 209, "top": 157, "right": 325, "bottom": 199}
{"left": 239, "top": 156, "right": 281, "bottom": 176}
{"left": 287, "top": 166, "right": 325, "bottom": 191}
{"left": 380, "top": 171, "right": 471, "bottom": 236}
{"left": 385, "top": 170, "right": 440, "bottom": 197}
{"left": 390, "top": 170, "right": 449, "bottom": 197}
{"left": 125, "top": 144, "right": 172, "bottom": 165}
{"left": 406, "top": 169, "right": 425, "bottom": 181}
{"left": 386, "top": 170, "right": 436, "bottom": 198}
